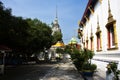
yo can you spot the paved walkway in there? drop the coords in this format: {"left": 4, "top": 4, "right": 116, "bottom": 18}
{"left": 42, "top": 62, "right": 84, "bottom": 80}
{"left": 85, "top": 71, "right": 105, "bottom": 80}
{"left": 42, "top": 59, "right": 106, "bottom": 80}
{"left": 85, "top": 60, "right": 106, "bottom": 80}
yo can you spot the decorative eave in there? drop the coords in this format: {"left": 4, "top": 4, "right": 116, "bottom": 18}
{"left": 88, "top": 6, "right": 94, "bottom": 14}
{"left": 84, "top": 15, "right": 89, "bottom": 22}
{"left": 79, "top": 0, "right": 98, "bottom": 27}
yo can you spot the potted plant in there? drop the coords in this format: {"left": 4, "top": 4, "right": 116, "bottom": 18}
{"left": 64, "top": 45, "right": 97, "bottom": 76}
{"left": 70, "top": 48, "right": 97, "bottom": 76}
{"left": 69, "top": 47, "right": 85, "bottom": 70}
{"left": 80, "top": 48, "right": 97, "bottom": 76}
{"left": 82, "top": 62, "right": 97, "bottom": 76}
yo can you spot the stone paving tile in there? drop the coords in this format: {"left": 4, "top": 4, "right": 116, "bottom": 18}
{"left": 42, "top": 63, "right": 84, "bottom": 80}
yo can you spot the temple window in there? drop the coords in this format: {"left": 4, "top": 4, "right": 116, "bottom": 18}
{"left": 96, "top": 15, "right": 102, "bottom": 52}
{"left": 90, "top": 37, "right": 93, "bottom": 51}
{"left": 107, "top": 25, "right": 115, "bottom": 48}
{"left": 96, "top": 33, "right": 101, "bottom": 51}
{"left": 105, "top": 0, "right": 118, "bottom": 50}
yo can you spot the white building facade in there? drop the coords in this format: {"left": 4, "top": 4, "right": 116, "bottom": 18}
{"left": 78, "top": 0, "right": 120, "bottom": 63}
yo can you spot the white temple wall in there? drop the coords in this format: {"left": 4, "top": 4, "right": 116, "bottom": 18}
{"left": 82, "top": 0, "right": 120, "bottom": 62}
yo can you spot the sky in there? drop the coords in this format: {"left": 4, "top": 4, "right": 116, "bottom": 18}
{"left": 1, "top": 0, "right": 88, "bottom": 44}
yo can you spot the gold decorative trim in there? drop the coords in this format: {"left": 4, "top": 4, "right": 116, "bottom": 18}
{"left": 106, "top": 0, "right": 115, "bottom": 25}
{"left": 99, "top": 0, "right": 102, "bottom": 4}
{"left": 81, "top": 22, "right": 85, "bottom": 27}
{"left": 107, "top": 47, "right": 118, "bottom": 50}
{"left": 105, "top": 0, "right": 118, "bottom": 49}
{"left": 113, "top": 23, "right": 118, "bottom": 48}
{"left": 88, "top": 6, "right": 94, "bottom": 14}
{"left": 84, "top": 16, "right": 89, "bottom": 22}
{"left": 96, "top": 50, "right": 102, "bottom": 52}
{"left": 90, "top": 36, "right": 94, "bottom": 40}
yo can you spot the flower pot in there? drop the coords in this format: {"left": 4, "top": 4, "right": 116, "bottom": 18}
{"left": 82, "top": 70, "right": 94, "bottom": 77}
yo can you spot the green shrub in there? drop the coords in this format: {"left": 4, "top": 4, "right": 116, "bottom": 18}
{"left": 82, "top": 63, "right": 97, "bottom": 71}
{"left": 82, "top": 63, "right": 90, "bottom": 70}
{"left": 109, "top": 62, "right": 117, "bottom": 72}
{"left": 90, "top": 64, "right": 97, "bottom": 71}
{"left": 65, "top": 47, "right": 97, "bottom": 71}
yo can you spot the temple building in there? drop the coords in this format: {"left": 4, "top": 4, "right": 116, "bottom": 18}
{"left": 51, "top": 17, "right": 61, "bottom": 35}
{"left": 51, "top": 5, "right": 63, "bottom": 44}
{"left": 68, "top": 37, "right": 80, "bottom": 49}
{"left": 50, "top": 6, "right": 64, "bottom": 60}
{"left": 78, "top": 0, "right": 120, "bottom": 64}
{"left": 51, "top": 6, "right": 61, "bottom": 35}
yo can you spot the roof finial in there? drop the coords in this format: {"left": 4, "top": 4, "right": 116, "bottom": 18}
{"left": 56, "top": 5, "right": 58, "bottom": 19}
{"left": 54, "top": 5, "right": 58, "bottom": 24}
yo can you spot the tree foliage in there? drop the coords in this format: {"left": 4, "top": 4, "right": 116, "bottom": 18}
{"left": 26, "top": 18, "right": 53, "bottom": 53}
{"left": 0, "top": 1, "right": 12, "bottom": 45}
{"left": 0, "top": 1, "right": 53, "bottom": 56}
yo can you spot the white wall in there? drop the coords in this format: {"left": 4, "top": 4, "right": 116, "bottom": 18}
{"left": 83, "top": 0, "right": 120, "bottom": 53}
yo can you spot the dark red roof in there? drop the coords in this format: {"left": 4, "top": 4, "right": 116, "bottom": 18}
{"left": 80, "top": 0, "right": 98, "bottom": 27}
{"left": 0, "top": 45, "right": 12, "bottom": 51}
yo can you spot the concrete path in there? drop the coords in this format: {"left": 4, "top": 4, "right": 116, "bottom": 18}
{"left": 42, "top": 62, "right": 84, "bottom": 80}
{"left": 86, "top": 60, "right": 107, "bottom": 80}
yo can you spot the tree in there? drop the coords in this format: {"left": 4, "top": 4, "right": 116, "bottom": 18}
{"left": 0, "top": 1, "right": 53, "bottom": 56}
{"left": 0, "top": 1, "right": 12, "bottom": 45}
{"left": 26, "top": 18, "right": 53, "bottom": 54}
{"left": 0, "top": 2, "right": 30, "bottom": 49}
